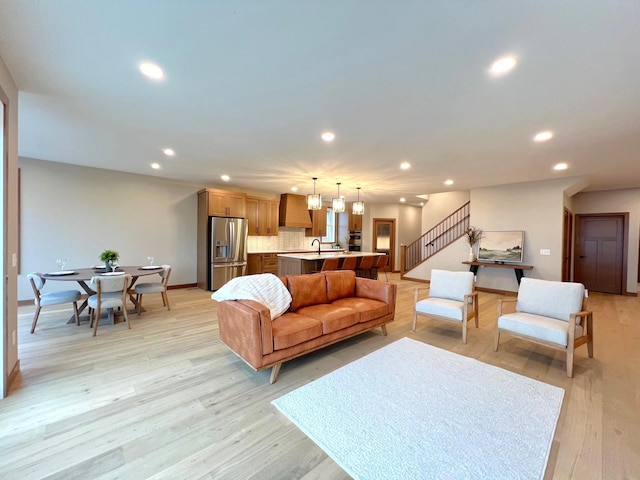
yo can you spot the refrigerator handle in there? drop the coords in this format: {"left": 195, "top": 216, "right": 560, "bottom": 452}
{"left": 229, "top": 220, "right": 235, "bottom": 259}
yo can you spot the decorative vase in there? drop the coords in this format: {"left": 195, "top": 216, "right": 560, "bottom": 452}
{"left": 105, "top": 261, "right": 111, "bottom": 271}
{"left": 468, "top": 246, "right": 476, "bottom": 262}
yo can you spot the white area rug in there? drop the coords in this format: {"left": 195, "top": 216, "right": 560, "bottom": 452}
{"left": 272, "top": 337, "right": 564, "bottom": 480}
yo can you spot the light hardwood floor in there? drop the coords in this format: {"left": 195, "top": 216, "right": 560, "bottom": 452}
{"left": 2, "top": 275, "right": 639, "bottom": 479}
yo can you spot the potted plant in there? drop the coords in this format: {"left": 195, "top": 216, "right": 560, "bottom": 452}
{"left": 100, "top": 249, "right": 119, "bottom": 270}
{"left": 464, "top": 226, "right": 483, "bottom": 262}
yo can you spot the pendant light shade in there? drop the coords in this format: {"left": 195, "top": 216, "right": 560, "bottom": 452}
{"left": 332, "top": 182, "right": 345, "bottom": 213}
{"left": 352, "top": 186, "right": 365, "bottom": 215}
{"left": 307, "top": 177, "right": 322, "bottom": 210}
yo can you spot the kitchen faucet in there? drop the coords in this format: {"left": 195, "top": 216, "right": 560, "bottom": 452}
{"left": 311, "top": 238, "right": 321, "bottom": 255}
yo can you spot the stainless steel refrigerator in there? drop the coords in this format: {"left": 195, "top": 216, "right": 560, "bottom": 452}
{"left": 209, "top": 216, "right": 248, "bottom": 291}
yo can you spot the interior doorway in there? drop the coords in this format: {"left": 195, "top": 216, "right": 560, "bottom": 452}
{"left": 1, "top": 87, "right": 7, "bottom": 397}
{"left": 562, "top": 207, "right": 573, "bottom": 282}
{"left": 372, "top": 218, "right": 396, "bottom": 272}
{"left": 574, "top": 213, "right": 627, "bottom": 294}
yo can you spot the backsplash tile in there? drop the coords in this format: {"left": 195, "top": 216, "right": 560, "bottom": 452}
{"left": 247, "top": 227, "right": 313, "bottom": 252}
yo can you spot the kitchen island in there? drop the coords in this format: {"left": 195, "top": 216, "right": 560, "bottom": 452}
{"left": 278, "top": 251, "right": 383, "bottom": 276}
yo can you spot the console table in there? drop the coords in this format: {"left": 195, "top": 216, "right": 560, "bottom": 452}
{"left": 462, "top": 261, "right": 533, "bottom": 285}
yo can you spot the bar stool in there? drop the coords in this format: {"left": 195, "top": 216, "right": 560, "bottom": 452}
{"left": 340, "top": 256, "right": 358, "bottom": 271}
{"left": 320, "top": 257, "right": 341, "bottom": 271}
{"left": 356, "top": 255, "right": 375, "bottom": 278}
{"left": 373, "top": 254, "right": 389, "bottom": 281}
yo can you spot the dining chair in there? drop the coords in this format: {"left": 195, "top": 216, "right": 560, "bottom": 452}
{"left": 88, "top": 274, "right": 132, "bottom": 336}
{"left": 134, "top": 265, "right": 172, "bottom": 315}
{"left": 356, "top": 255, "right": 375, "bottom": 278}
{"left": 27, "top": 272, "right": 82, "bottom": 333}
{"left": 413, "top": 269, "right": 479, "bottom": 344}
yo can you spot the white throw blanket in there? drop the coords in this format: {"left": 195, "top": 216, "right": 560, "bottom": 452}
{"left": 211, "top": 274, "right": 292, "bottom": 319}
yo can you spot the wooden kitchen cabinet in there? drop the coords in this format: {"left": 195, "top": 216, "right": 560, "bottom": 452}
{"left": 348, "top": 210, "right": 363, "bottom": 231}
{"left": 246, "top": 253, "right": 279, "bottom": 275}
{"left": 305, "top": 207, "right": 327, "bottom": 237}
{"left": 247, "top": 197, "right": 279, "bottom": 236}
{"left": 204, "top": 188, "right": 247, "bottom": 217}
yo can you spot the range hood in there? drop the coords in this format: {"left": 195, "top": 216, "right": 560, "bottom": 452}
{"left": 279, "top": 193, "right": 313, "bottom": 228}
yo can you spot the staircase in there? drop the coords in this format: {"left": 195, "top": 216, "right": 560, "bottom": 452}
{"left": 401, "top": 201, "right": 470, "bottom": 275}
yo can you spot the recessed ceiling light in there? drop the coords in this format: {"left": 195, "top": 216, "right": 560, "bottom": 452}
{"left": 400, "top": 197, "right": 406, "bottom": 203}
{"left": 321, "top": 131, "right": 335, "bottom": 142}
{"left": 291, "top": 186, "right": 298, "bottom": 192}
{"left": 400, "top": 161, "right": 411, "bottom": 170}
{"left": 534, "top": 131, "right": 554, "bottom": 142}
{"left": 163, "top": 148, "right": 175, "bottom": 156}
{"left": 139, "top": 62, "right": 164, "bottom": 80}
{"left": 221, "top": 174, "right": 230, "bottom": 182}
{"left": 444, "top": 179, "right": 454, "bottom": 186}
{"left": 490, "top": 56, "right": 518, "bottom": 76}
{"left": 150, "top": 162, "right": 161, "bottom": 170}
{"left": 553, "top": 162, "right": 568, "bottom": 171}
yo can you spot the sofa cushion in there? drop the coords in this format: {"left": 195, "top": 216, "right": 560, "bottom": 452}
{"left": 297, "top": 304, "right": 360, "bottom": 334}
{"left": 272, "top": 312, "right": 323, "bottom": 350}
{"left": 325, "top": 270, "right": 356, "bottom": 302}
{"left": 332, "top": 297, "right": 389, "bottom": 322}
{"left": 287, "top": 273, "right": 328, "bottom": 312}
{"left": 498, "top": 312, "right": 584, "bottom": 346}
{"left": 415, "top": 298, "right": 464, "bottom": 321}
{"left": 516, "top": 278, "right": 584, "bottom": 321}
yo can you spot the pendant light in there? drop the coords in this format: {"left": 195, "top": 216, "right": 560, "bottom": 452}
{"left": 352, "top": 187, "right": 365, "bottom": 215}
{"left": 332, "top": 182, "right": 345, "bottom": 213}
{"left": 307, "top": 177, "right": 322, "bottom": 210}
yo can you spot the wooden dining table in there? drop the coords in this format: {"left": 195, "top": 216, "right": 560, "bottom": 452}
{"left": 42, "top": 265, "right": 164, "bottom": 324}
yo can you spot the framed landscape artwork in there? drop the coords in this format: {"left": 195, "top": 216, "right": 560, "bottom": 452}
{"left": 477, "top": 230, "right": 524, "bottom": 263}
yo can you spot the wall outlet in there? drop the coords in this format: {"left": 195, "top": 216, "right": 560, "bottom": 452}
{"left": 540, "top": 249, "right": 551, "bottom": 255}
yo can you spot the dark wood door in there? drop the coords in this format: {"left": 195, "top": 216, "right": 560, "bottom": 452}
{"left": 373, "top": 218, "right": 396, "bottom": 272}
{"left": 574, "top": 214, "right": 625, "bottom": 294}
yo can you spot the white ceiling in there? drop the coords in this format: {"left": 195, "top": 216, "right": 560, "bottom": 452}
{"left": 1, "top": 1, "right": 639, "bottom": 205}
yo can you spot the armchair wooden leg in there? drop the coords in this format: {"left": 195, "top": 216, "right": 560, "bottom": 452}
{"left": 462, "top": 321, "right": 467, "bottom": 344}
{"left": 123, "top": 308, "right": 131, "bottom": 330}
{"left": 412, "top": 312, "right": 417, "bottom": 331}
{"left": 270, "top": 363, "right": 282, "bottom": 384}
{"left": 566, "top": 346, "right": 575, "bottom": 377}
{"left": 587, "top": 313, "right": 594, "bottom": 358}
{"left": 493, "top": 328, "right": 500, "bottom": 352}
{"left": 30, "top": 306, "right": 42, "bottom": 334}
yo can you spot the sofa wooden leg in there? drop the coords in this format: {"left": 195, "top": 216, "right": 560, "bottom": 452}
{"left": 270, "top": 363, "right": 282, "bottom": 384}
{"left": 380, "top": 324, "right": 388, "bottom": 336}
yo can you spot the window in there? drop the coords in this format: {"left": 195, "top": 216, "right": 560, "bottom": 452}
{"left": 322, "top": 208, "right": 336, "bottom": 243}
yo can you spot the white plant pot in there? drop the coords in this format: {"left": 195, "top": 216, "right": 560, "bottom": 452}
{"left": 468, "top": 247, "right": 476, "bottom": 262}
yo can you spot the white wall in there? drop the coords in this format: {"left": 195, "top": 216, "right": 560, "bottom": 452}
{"left": 18, "top": 157, "right": 207, "bottom": 300}
{"left": 408, "top": 179, "right": 586, "bottom": 292}
{"left": 572, "top": 188, "right": 640, "bottom": 294}
{"left": 361, "top": 203, "right": 422, "bottom": 271}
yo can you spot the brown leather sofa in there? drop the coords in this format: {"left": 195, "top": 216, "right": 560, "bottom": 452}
{"left": 217, "top": 270, "right": 397, "bottom": 383}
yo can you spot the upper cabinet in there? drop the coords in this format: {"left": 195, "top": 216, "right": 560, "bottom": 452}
{"left": 247, "top": 197, "right": 279, "bottom": 236}
{"left": 305, "top": 206, "right": 327, "bottom": 237}
{"left": 348, "top": 209, "right": 363, "bottom": 231}
{"left": 204, "top": 188, "right": 247, "bottom": 217}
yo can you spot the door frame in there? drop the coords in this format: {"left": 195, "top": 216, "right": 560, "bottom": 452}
{"left": 372, "top": 218, "right": 396, "bottom": 272}
{"left": 574, "top": 213, "right": 628, "bottom": 295}
{"left": 562, "top": 207, "right": 573, "bottom": 282}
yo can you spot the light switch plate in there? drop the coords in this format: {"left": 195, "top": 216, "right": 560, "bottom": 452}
{"left": 540, "top": 249, "right": 551, "bottom": 255}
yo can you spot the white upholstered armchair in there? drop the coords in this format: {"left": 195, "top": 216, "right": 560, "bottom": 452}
{"left": 413, "top": 269, "right": 479, "bottom": 343}
{"left": 494, "top": 277, "right": 593, "bottom": 377}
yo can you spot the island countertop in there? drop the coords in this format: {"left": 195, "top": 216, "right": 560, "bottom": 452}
{"left": 277, "top": 251, "right": 382, "bottom": 260}
{"left": 277, "top": 251, "right": 383, "bottom": 275}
